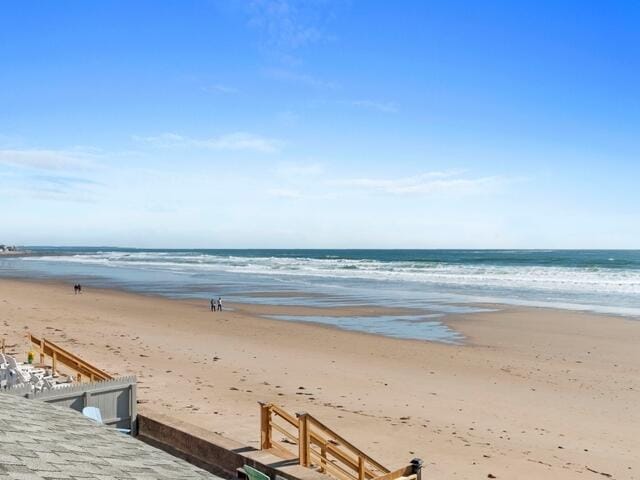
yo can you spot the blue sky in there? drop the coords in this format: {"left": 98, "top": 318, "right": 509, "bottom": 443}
{"left": 1, "top": 0, "right": 638, "bottom": 248}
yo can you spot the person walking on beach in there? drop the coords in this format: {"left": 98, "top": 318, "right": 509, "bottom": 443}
{"left": 210, "top": 298, "right": 215, "bottom": 312}
{"left": 217, "top": 297, "right": 222, "bottom": 311}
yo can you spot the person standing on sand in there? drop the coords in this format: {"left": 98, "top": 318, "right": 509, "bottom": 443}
{"left": 217, "top": 297, "right": 222, "bottom": 311}
{"left": 210, "top": 298, "right": 215, "bottom": 312}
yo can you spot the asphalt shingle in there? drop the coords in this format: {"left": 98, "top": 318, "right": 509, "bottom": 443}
{"left": 0, "top": 393, "right": 222, "bottom": 479}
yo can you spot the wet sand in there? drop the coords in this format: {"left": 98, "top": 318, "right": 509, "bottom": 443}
{"left": 1, "top": 278, "right": 638, "bottom": 479}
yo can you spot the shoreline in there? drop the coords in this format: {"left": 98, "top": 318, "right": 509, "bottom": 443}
{"left": 1, "top": 277, "right": 638, "bottom": 479}
{"left": 4, "top": 268, "right": 640, "bottom": 327}
{"left": 3, "top": 273, "right": 638, "bottom": 342}
{"left": 3, "top": 249, "right": 640, "bottom": 322}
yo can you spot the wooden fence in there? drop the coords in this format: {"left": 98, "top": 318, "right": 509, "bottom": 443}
{"left": 28, "top": 333, "right": 113, "bottom": 382}
{"left": 260, "top": 402, "right": 422, "bottom": 480}
{"left": 6, "top": 375, "right": 137, "bottom": 432}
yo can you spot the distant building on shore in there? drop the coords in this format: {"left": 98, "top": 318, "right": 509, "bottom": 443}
{"left": 0, "top": 244, "right": 18, "bottom": 252}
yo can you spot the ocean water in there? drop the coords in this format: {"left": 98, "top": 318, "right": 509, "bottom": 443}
{"left": 1, "top": 248, "right": 639, "bottom": 341}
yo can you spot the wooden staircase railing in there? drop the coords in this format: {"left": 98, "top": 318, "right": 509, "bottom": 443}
{"left": 28, "top": 333, "right": 113, "bottom": 382}
{"left": 259, "top": 402, "right": 422, "bottom": 480}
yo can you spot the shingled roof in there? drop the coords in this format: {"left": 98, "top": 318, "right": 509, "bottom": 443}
{"left": 0, "top": 392, "right": 222, "bottom": 479}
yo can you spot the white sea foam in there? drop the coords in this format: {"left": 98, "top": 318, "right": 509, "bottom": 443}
{"left": 8, "top": 250, "right": 640, "bottom": 337}
{"left": 23, "top": 251, "right": 640, "bottom": 297}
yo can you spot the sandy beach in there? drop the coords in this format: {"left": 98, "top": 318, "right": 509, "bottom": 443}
{"left": 1, "top": 277, "right": 638, "bottom": 479}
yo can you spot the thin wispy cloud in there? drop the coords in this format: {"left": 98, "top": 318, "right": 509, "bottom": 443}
{"left": 201, "top": 84, "right": 239, "bottom": 94}
{"left": 0, "top": 170, "right": 104, "bottom": 203}
{"left": 275, "top": 161, "right": 324, "bottom": 177}
{"left": 264, "top": 68, "right": 338, "bottom": 89}
{"left": 333, "top": 171, "right": 508, "bottom": 195}
{"left": 18, "top": 188, "right": 100, "bottom": 203}
{"left": 0, "top": 148, "right": 97, "bottom": 170}
{"left": 133, "top": 132, "right": 283, "bottom": 153}
{"left": 32, "top": 174, "right": 101, "bottom": 189}
{"left": 34, "top": 175, "right": 102, "bottom": 200}
{"left": 350, "top": 100, "right": 399, "bottom": 114}
{"left": 269, "top": 162, "right": 325, "bottom": 200}
{"left": 275, "top": 110, "right": 300, "bottom": 126}
{"left": 247, "top": 0, "right": 330, "bottom": 50}
{"left": 267, "top": 187, "right": 303, "bottom": 199}
{"left": 248, "top": 1, "right": 340, "bottom": 88}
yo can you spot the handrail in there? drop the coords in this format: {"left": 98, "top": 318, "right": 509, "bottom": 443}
{"left": 259, "top": 402, "right": 421, "bottom": 480}
{"left": 372, "top": 466, "right": 416, "bottom": 480}
{"left": 304, "top": 414, "right": 389, "bottom": 474}
{"left": 271, "top": 402, "right": 299, "bottom": 428}
{"left": 310, "top": 433, "right": 378, "bottom": 479}
{"left": 28, "top": 333, "right": 112, "bottom": 382}
{"left": 309, "top": 449, "right": 359, "bottom": 480}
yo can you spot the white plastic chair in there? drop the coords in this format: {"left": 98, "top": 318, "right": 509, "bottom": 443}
{"left": 6, "top": 357, "right": 29, "bottom": 384}
{"left": 7, "top": 369, "right": 19, "bottom": 387}
{"left": 82, "top": 406, "right": 131, "bottom": 434}
{"left": 83, "top": 406, "right": 103, "bottom": 423}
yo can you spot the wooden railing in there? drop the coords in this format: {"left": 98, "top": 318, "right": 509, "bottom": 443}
{"left": 28, "top": 333, "right": 113, "bottom": 382}
{"left": 260, "top": 402, "right": 422, "bottom": 480}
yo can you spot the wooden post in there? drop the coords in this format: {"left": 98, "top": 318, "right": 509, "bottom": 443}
{"left": 1, "top": 338, "right": 5, "bottom": 354}
{"left": 410, "top": 458, "right": 423, "bottom": 480}
{"left": 320, "top": 442, "right": 327, "bottom": 473}
{"left": 260, "top": 403, "right": 272, "bottom": 449}
{"left": 358, "top": 456, "right": 365, "bottom": 480}
{"left": 130, "top": 381, "right": 137, "bottom": 435}
{"left": 52, "top": 351, "right": 57, "bottom": 374}
{"left": 39, "top": 338, "right": 45, "bottom": 363}
{"left": 298, "top": 413, "right": 310, "bottom": 467}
